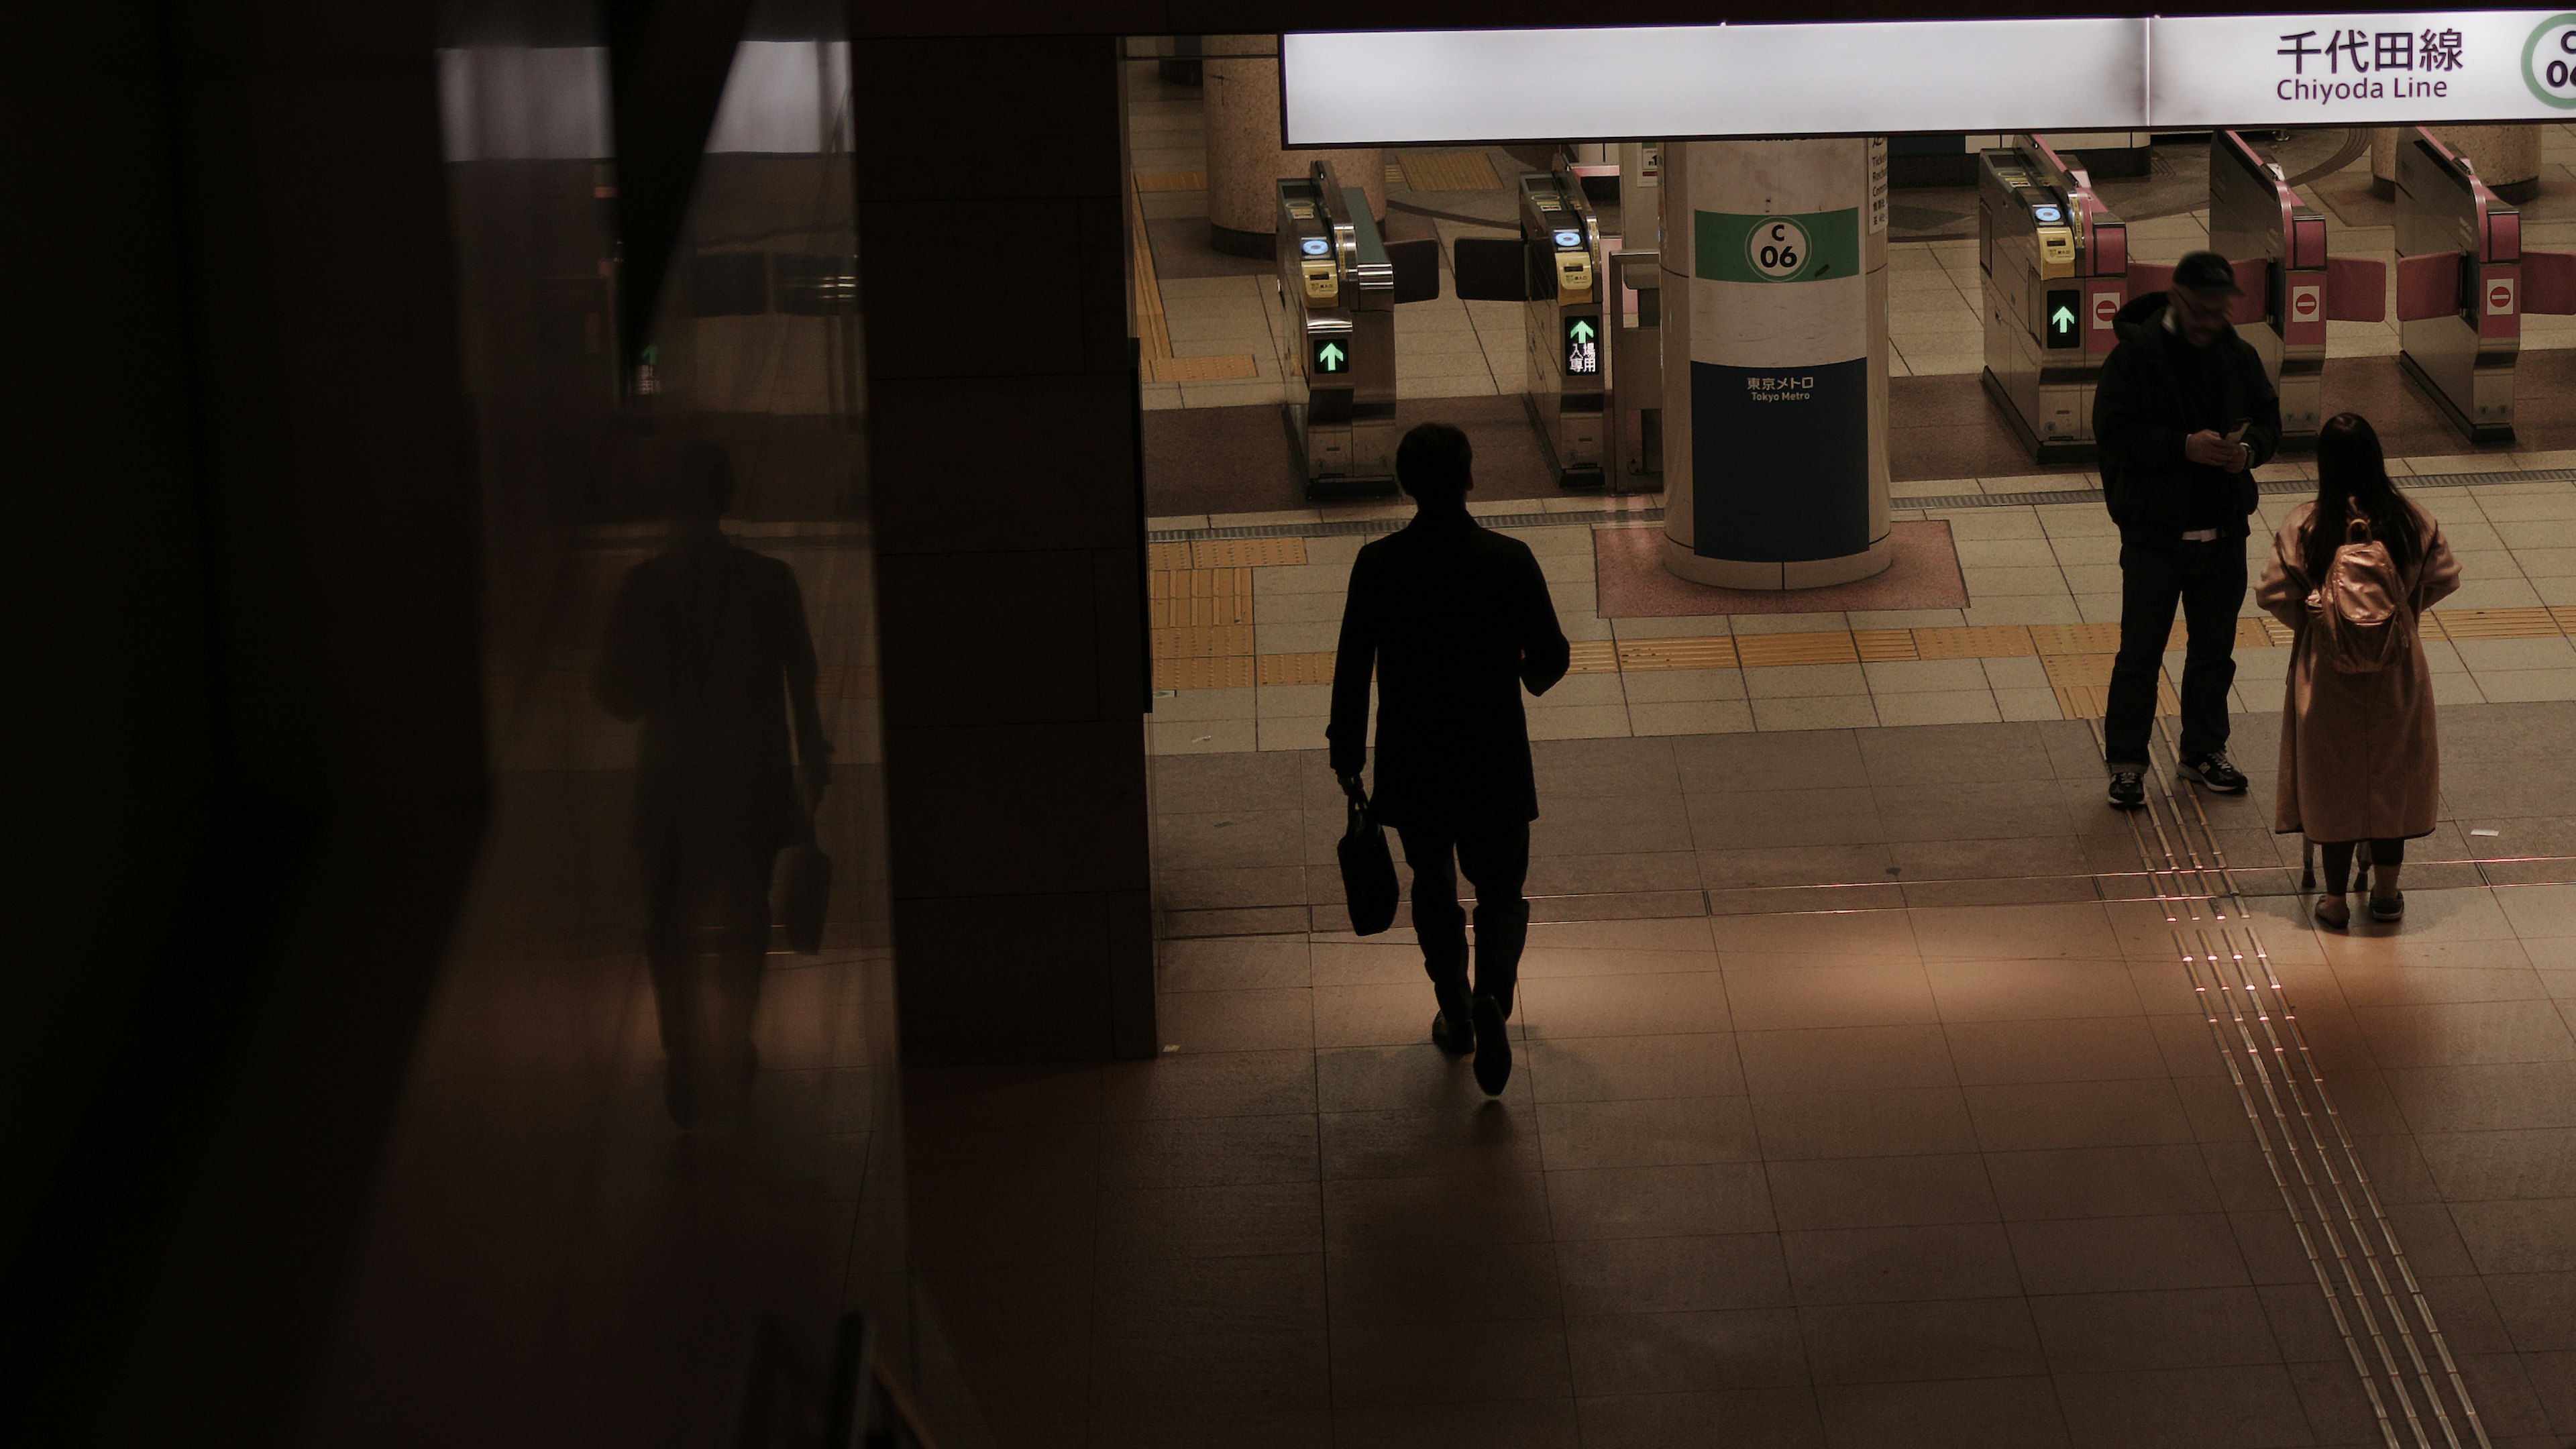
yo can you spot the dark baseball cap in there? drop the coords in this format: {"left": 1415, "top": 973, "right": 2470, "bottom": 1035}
{"left": 2172, "top": 250, "right": 2243, "bottom": 296}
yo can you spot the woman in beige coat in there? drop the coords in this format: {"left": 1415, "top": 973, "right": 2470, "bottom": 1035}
{"left": 2257, "top": 414, "right": 2460, "bottom": 927}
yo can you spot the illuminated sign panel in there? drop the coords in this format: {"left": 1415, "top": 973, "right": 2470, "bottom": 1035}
{"left": 1283, "top": 13, "right": 2576, "bottom": 144}
{"left": 1311, "top": 336, "right": 1349, "bottom": 375}
{"left": 2045, "top": 288, "right": 2082, "bottom": 347}
{"left": 1281, "top": 21, "right": 2145, "bottom": 144}
{"left": 2151, "top": 11, "right": 2576, "bottom": 125}
{"left": 1564, "top": 316, "right": 1600, "bottom": 376}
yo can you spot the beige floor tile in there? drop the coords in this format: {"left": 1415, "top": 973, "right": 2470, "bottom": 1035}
{"left": 1525, "top": 703, "right": 1634, "bottom": 740}
{"left": 1628, "top": 699, "right": 1756, "bottom": 736}
{"left": 1870, "top": 690, "right": 2004, "bottom": 727}
{"left": 1723, "top": 961, "right": 1940, "bottom": 1032}
{"left": 1750, "top": 695, "right": 1882, "bottom": 731}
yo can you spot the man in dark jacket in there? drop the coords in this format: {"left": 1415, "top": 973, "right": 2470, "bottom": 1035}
{"left": 2093, "top": 250, "right": 2282, "bottom": 809}
{"left": 1330, "top": 423, "right": 1570, "bottom": 1095}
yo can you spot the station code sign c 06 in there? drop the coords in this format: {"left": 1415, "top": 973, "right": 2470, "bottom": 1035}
{"left": 2045, "top": 288, "right": 2082, "bottom": 347}
{"left": 1310, "top": 335, "right": 1350, "bottom": 375}
{"left": 1564, "top": 315, "right": 1601, "bottom": 375}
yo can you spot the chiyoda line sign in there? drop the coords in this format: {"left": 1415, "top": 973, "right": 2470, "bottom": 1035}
{"left": 1281, "top": 11, "right": 2576, "bottom": 144}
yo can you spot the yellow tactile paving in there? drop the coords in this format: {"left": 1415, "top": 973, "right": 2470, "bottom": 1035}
{"left": 1616, "top": 637, "right": 1739, "bottom": 672}
{"left": 1148, "top": 542, "right": 1193, "bottom": 571}
{"left": 2028, "top": 622, "right": 2125, "bottom": 655}
{"left": 1144, "top": 573, "right": 2576, "bottom": 694}
{"left": 2043, "top": 653, "right": 2179, "bottom": 720}
{"left": 1733, "top": 631, "right": 1860, "bottom": 667}
{"left": 1851, "top": 629, "right": 1919, "bottom": 663}
{"left": 1193, "top": 537, "right": 1309, "bottom": 568}
{"left": 2238, "top": 615, "right": 2296, "bottom": 649}
{"left": 2428, "top": 606, "right": 2560, "bottom": 640}
{"left": 1132, "top": 171, "right": 1206, "bottom": 193}
{"left": 1914, "top": 625, "right": 2036, "bottom": 659}
{"left": 1152, "top": 624, "right": 1254, "bottom": 660}
{"left": 1399, "top": 150, "right": 1504, "bottom": 191}
{"left": 1128, "top": 178, "right": 1172, "bottom": 364}
{"left": 1257, "top": 652, "right": 1336, "bottom": 686}
{"left": 1567, "top": 641, "right": 1621, "bottom": 674}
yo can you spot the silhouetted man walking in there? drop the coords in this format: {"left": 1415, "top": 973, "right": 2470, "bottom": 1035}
{"left": 1329, "top": 423, "right": 1570, "bottom": 1095}
{"left": 2096, "top": 249, "right": 2281, "bottom": 809}
{"left": 598, "top": 441, "right": 830, "bottom": 1125}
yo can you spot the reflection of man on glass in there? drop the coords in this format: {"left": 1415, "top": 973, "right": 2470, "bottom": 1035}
{"left": 597, "top": 441, "right": 828, "bottom": 1124}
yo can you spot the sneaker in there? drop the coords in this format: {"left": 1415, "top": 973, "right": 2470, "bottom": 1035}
{"left": 2180, "top": 751, "right": 2248, "bottom": 793}
{"left": 2107, "top": 770, "right": 2146, "bottom": 809}
{"left": 1470, "top": 993, "right": 1512, "bottom": 1096}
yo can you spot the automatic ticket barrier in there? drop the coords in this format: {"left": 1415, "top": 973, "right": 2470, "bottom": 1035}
{"left": 1610, "top": 250, "right": 1664, "bottom": 487}
{"left": 1453, "top": 168, "right": 1616, "bottom": 490}
{"left": 2390, "top": 128, "right": 2576, "bottom": 444}
{"left": 1978, "top": 136, "right": 2127, "bottom": 464}
{"left": 2193, "top": 130, "right": 2386, "bottom": 448}
{"left": 1274, "top": 160, "right": 1398, "bottom": 494}
{"left": 1519, "top": 170, "right": 1609, "bottom": 489}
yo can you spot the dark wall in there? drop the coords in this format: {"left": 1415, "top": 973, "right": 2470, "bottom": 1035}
{"left": 857, "top": 36, "right": 1158, "bottom": 1067}
{"left": 4, "top": 3, "right": 930, "bottom": 1444}
{"left": 2, "top": 1, "right": 486, "bottom": 1442}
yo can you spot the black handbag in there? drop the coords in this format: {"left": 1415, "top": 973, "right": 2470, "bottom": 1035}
{"left": 1337, "top": 793, "right": 1399, "bottom": 936}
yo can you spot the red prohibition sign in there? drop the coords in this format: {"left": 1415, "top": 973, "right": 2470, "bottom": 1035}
{"left": 2092, "top": 294, "right": 2116, "bottom": 325}
{"left": 2491, "top": 282, "right": 2515, "bottom": 311}
{"left": 2293, "top": 290, "right": 2318, "bottom": 319}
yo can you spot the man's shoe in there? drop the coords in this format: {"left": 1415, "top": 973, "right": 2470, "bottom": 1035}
{"left": 2107, "top": 771, "right": 2146, "bottom": 810}
{"left": 1470, "top": 993, "right": 1512, "bottom": 1096}
{"left": 2180, "top": 751, "right": 2249, "bottom": 793}
{"left": 1432, "top": 985, "right": 1475, "bottom": 1056}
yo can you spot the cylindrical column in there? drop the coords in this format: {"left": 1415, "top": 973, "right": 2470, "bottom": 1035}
{"left": 1202, "top": 35, "right": 1383, "bottom": 258}
{"left": 1660, "top": 139, "right": 1891, "bottom": 589}
{"left": 2372, "top": 123, "right": 2542, "bottom": 202}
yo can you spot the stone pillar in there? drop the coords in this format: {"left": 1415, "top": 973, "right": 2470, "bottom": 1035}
{"left": 1202, "top": 34, "right": 1383, "bottom": 257}
{"left": 2373, "top": 123, "right": 2543, "bottom": 202}
{"left": 1660, "top": 138, "right": 1892, "bottom": 589}
{"left": 855, "top": 36, "right": 1156, "bottom": 1067}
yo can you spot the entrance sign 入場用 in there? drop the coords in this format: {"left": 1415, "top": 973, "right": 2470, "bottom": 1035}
{"left": 1283, "top": 12, "right": 2576, "bottom": 144}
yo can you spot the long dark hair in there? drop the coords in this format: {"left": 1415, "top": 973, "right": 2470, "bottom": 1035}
{"left": 2306, "top": 413, "right": 2420, "bottom": 584}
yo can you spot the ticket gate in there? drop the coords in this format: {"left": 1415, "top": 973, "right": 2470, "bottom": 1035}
{"left": 1449, "top": 169, "right": 1611, "bottom": 489}
{"left": 1518, "top": 170, "right": 1609, "bottom": 489}
{"left": 2192, "top": 130, "right": 2387, "bottom": 449}
{"left": 2389, "top": 128, "right": 2576, "bottom": 443}
{"left": 1978, "top": 136, "right": 2128, "bottom": 464}
{"left": 1273, "top": 160, "right": 1399, "bottom": 494}
{"left": 1609, "top": 250, "right": 1664, "bottom": 486}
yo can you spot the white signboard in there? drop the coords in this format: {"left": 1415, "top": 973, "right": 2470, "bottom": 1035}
{"left": 1279, "top": 21, "right": 2147, "bottom": 146}
{"left": 2151, "top": 11, "right": 2576, "bottom": 126}
{"left": 1282, "top": 12, "right": 2576, "bottom": 144}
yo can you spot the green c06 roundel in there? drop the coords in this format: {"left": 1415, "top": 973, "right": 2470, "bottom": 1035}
{"left": 2525, "top": 13, "right": 2576, "bottom": 109}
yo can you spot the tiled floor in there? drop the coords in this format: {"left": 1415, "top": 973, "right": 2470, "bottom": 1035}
{"left": 918, "top": 69, "right": 2576, "bottom": 1446}
{"left": 914, "top": 757, "right": 2576, "bottom": 1444}
{"left": 1146, "top": 462, "right": 2576, "bottom": 755}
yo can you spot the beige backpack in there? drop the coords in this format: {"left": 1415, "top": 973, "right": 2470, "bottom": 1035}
{"left": 2306, "top": 508, "right": 2408, "bottom": 674}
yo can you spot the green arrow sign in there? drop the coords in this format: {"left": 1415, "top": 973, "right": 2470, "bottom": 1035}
{"left": 1316, "top": 341, "right": 1345, "bottom": 371}
{"left": 2050, "top": 304, "right": 2076, "bottom": 331}
{"left": 1568, "top": 319, "right": 1595, "bottom": 343}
